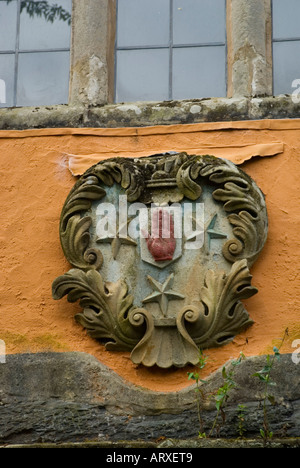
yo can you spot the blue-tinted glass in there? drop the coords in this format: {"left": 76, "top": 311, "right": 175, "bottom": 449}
{"left": 0, "top": 0, "right": 18, "bottom": 51}
{"left": 0, "top": 54, "right": 15, "bottom": 107}
{"left": 117, "top": 0, "right": 170, "bottom": 47}
{"left": 116, "top": 48, "right": 169, "bottom": 102}
{"left": 17, "top": 51, "right": 70, "bottom": 106}
{"left": 19, "top": 0, "right": 72, "bottom": 50}
{"left": 173, "top": 0, "right": 226, "bottom": 45}
{"left": 273, "top": 0, "right": 300, "bottom": 40}
{"left": 273, "top": 41, "right": 300, "bottom": 95}
{"left": 172, "top": 46, "right": 226, "bottom": 99}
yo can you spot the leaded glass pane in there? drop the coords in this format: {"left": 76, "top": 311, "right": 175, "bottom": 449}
{"left": 19, "top": 0, "right": 72, "bottom": 50}
{"left": 273, "top": 41, "right": 300, "bottom": 95}
{"left": 272, "top": 0, "right": 300, "bottom": 40}
{"left": 172, "top": 46, "right": 226, "bottom": 99}
{"left": 117, "top": 0, "right": 170, "bottom": 47}
{"left": 17, "top": 51, "right": 70, "bottom": 106}
{"left": 0, "top": 0, "right": 18, "bottom": 51}
{"left": 116, "top": 48, "right": 169, "bottom": 102}
{"left": 0, "top": 54, "right": 15, "bottom": 107}
{"left": 173, "top": 0, "right": 226, "bottom": 45}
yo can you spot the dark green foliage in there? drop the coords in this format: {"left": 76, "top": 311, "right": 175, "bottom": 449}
{"left": 6, "top": 0, "right": 71, "bottom": 24}
{"left": 252, "top": 328, "right": 289, "bottom": 442}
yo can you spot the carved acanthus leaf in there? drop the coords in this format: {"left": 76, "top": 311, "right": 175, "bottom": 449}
{"left": 176, "top": 156, "right": 203, "bottom": 200}
{"left": 188, "top": 259, "right": 257, "bottom": 348}
{"left": 87, "top": 159, "right": 146, "bottom": 202}
{"left": 173, "top": 154, "right": 268, "bottom": 265}
{"left": 60, "top": 175, "right": 106, "bottom": 270}
{"left": 52, "top": 268, "right": 144, "bottom": 350}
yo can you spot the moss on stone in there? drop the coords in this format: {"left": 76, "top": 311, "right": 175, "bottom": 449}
{"left": 1, "top": 95, "right": 300, "bottom": 130}
{"left": 0, "top": 330, "right": 70, "bottom": 353}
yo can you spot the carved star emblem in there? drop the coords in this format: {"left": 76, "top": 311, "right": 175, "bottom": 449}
{"left": 142, "top": 273, "right": 185, "bottom": 317}
{"left": 185, "top": 213, "right": 227, "bottom": 251}
{"left": 206, "top": 213, "right": 227, "bottom": 249}
{"left": 96, "top": 218, "right": 137, "bottom": 259}
{"left": 185, "top": 215, "right": 204, "bottom": 243}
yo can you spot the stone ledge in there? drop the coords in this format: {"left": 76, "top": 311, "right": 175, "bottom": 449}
{"left": 1, "top": 438, "right": 300, "bottom": 449}
{"left": 0, "top": 95, "right": 300, "bottom": 130}
{"left": 0, "top": 352, "right": 299, "bottom": 444}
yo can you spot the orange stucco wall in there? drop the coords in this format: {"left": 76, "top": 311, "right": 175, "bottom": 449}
{"left": 0, "top": 120, "right": 299, "bottom": 392}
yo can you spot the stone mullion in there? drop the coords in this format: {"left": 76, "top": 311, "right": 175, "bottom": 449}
{"left": 69, "top": 0, "right": 116, "bottom": 107}
{"left": 227, "top": 0, "right": 272, "bottom": 98}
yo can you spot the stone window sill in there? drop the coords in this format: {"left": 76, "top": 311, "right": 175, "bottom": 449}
{"left": 0, "top": 95, "right": 299, "bottom": 130}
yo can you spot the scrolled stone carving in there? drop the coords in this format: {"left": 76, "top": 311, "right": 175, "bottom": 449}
{"left": 175, "top": 154, "right": 268, "bottom": 265}
{"left": 59, "top": 175, "right": 105, "bottom": 270}
{"left": 188, "top": 259, "right": 257, "bottom": 348}
{"left": 52, "top": 268, "right": 144, "bottom": 351}
{"left": 53, "top": 153, "right": 268, "bottom": 368}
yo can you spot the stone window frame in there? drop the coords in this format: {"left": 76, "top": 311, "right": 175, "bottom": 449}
{"left": 114, "top": 0, "right": 228, "bottom": 103}
{"left": 69, "top": 0, "right": 273, "bottom": 107}
{"left": 3, "top": 0, "right": 299, "bottom": 128}
{"left": 0, "top": 0, "right": 72, "bottom": 108}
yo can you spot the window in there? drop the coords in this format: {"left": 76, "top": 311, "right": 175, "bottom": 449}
{"left": 0, "top": 1, "right": 290, "bottom": 110}
{"left": 115, "top": 0, "right": 227, "bottom": 103}
{"left": 272, "top": 0, "right": 300, "bottom": 95}
{"left": 0, "top": 0, "right": 72, "bottom": 108}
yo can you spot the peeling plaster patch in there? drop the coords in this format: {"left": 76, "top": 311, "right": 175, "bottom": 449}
{"left": 65, "top": 140, "right": 284, "bottom": 177}
{"left": 190, "top": 105, "right": 202, "bottom": 114}
{"left": 251, "top": 56, "right": 269, "bottom": 97}
{"left": 87, "top": 55, "right": 105, "bottom": 102}
{"left": 116, "top": 104, "right": 142, "bottom": 115}
{"left": 252, "top": 98, "right": 263, "bottom": 105}
{"left": 56, "top": 153, "right": 72, "bottom": 180}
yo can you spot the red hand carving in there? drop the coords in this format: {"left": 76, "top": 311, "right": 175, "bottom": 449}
{"left": 145, "top": 209, "right": 176, "bottom": 262}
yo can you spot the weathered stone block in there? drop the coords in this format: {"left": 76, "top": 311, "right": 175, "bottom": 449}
{"left": 0, "top": 352, "right": 299, "bottom": 444}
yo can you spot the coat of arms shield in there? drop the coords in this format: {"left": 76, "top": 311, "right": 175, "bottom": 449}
{"left": 52, "top": 153, "right": 268, "bottom": 368}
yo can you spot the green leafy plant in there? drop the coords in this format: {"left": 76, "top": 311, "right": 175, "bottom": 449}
{"left": 187, "top": 349, "right": 208, "bottom": 438}
{"left": 208, "top": 352, "right": 245, "bottom": 437}
{"left": 237, "top": 404, "right": 247, "bottom": 438}
{"left": 188, "top": 351, "right": 247, "bottom": 439}
{"left": 252, "top": 328, "right": 289, "bottom": 443}
{"left": 188, "top": 330, "right": 290, "bottom": 441}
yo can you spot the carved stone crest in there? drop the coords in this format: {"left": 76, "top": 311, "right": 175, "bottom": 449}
{"left": 52, "top": 153, "right": 268, "bottom": 368}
